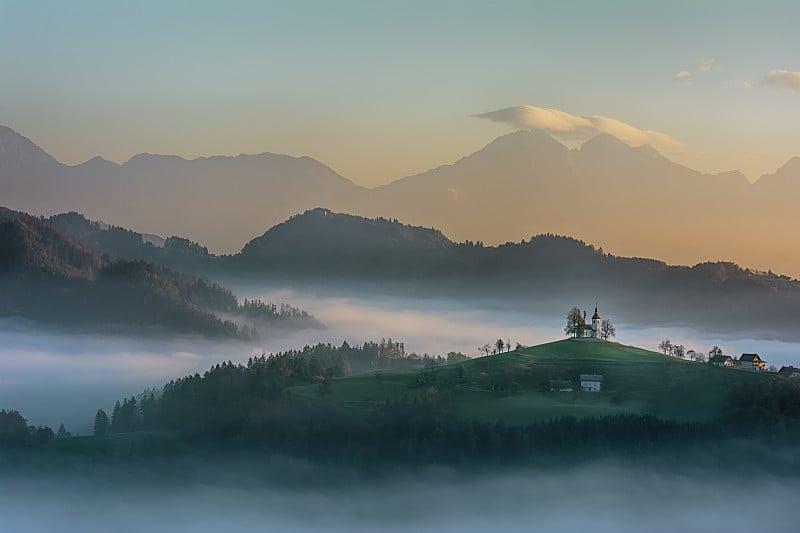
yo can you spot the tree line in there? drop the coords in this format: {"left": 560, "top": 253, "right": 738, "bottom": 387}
{"left": 0, "top": 409, "right": 56, "bottom": 448}
{"left": 92, "top": 340, "right": 453, "bottom": 436}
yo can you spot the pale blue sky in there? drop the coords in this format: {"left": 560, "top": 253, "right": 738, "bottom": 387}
{"left": 1, "top": 0, "right": 797, "bottom": 184}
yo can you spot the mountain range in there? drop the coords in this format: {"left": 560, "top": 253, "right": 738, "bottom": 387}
{"left": 1, "top": 125, "right": 799, "bottom": 276}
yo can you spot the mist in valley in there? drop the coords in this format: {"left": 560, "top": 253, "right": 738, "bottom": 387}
{"left": 3, "top": 283, "right": 799, "bottom": 434}
{"left": 1, "top": 456, "right": 797, "bottom": 532}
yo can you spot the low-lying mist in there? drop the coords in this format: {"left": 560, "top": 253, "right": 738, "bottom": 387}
{"left": 2, "top": 283, "right": 799, "bottom": 432}
{"left": 1, "top": 456, "right": 797, "bottom": 532}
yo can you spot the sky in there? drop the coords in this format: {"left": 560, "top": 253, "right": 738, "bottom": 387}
{"left": 1, "top": 0, "right": 798, "bottom": 186}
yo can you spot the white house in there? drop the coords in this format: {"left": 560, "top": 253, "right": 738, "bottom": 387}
{"left": 580, "top": 374, "right": 603, "bottom": 392}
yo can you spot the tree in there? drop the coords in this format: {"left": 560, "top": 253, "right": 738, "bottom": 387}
{"left": 708, "top": 346, "right": 723, "bottom": 358}
{"left": 93, "top": 408, "right": 109, "bottom": 435}
{"left": 658, "top": 339, "right": 673, "bottom": 355}
{"left": 600, "top": 319, "right": 616, "bottom": 340}
{"left": 56, "top": 423, "right": 70, "bottom": 439}
{"left": 447, "top": 351, "right": 468, "bottom": 364}
{"left": 495, "top": 338, "right": 505, "bottom": 355}
{"left": 672, "top": 344, "right": 686, "bottom": 359}
{"left": 0, "top": 409, "right": 30, "bottom": 447}
{"left": 694, "top": 352, "right": 707, "bottom": 363}
{"left": 565, "top": 307, "right": 583, "bottom": 338}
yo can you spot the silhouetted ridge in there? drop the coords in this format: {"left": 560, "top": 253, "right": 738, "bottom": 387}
{"left": 0, "top": 209, "right": 319, "bottom": 337}
{"left": 239, "top": 208, "right": 454, "bottom": 274}
{"left": 0, "top": 125, "right": 60, "bottom": 170}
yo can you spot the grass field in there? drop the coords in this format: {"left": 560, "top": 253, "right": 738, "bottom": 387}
{"left": 288, "top": 338, "right": 771, "bottom": 424}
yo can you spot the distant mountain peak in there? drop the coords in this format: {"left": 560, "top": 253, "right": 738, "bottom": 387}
{"left": 777, "top": 156, "right": 800, "bottom": 174}
{"left": 0, "top": 125, "right": 59, "bottom": 169}
{"left": 484, "top": 129, "right": 567, "bottom": 151}
{"left": 580, "top": 133, "right": 634, "bottom": 152}
{"left": 755, "top": 156, "right": 800, "bottom": 187}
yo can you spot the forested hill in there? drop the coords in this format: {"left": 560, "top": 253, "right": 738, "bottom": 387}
{"left": 0, "top": 210, "right": 320, "bottom": 338}
{"left": 22, "top": 206, "right": 800, "bottom": 340}
{"left": 232, "top": 209, "right": 795, "bottom": 290}
{"left": 238, "top": 208, "right": 455, "bottom": 275}
{"left": 230, "top": 209, "right": 800, "bottom": 341}
{"left": 48, "top": 211, "right": 214, "bottom": 273}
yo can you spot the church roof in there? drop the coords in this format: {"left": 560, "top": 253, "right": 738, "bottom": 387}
{"left": 592, "top": 306, "right": 600, "bottom": 320}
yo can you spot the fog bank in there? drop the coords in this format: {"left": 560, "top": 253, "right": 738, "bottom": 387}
{"left": 3, "top": 285, "right": 799, "bottom": 432}
{"left": 1, "top": 460, "right": 796, "bottom": 532}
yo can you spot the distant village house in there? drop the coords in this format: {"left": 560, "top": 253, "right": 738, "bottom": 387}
{"left": 709, "top": 354, "right": 735, "bottom": 367}
{"left": 778, "top": 366, "right": 800, "bottom": 378}
{"left": 738, "top": 353, "right": 766, "bottom": 372}
{"left": 580, "top": 374, "right": 603, "bottom": 392}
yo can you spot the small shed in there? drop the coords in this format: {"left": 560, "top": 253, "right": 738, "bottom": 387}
{"left": 580, "top": 374, "right": 603, "bottom": 392}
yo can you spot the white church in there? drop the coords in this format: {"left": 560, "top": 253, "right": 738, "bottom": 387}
{"left": 577, "top": 307, "right": 602, "bottom": 338}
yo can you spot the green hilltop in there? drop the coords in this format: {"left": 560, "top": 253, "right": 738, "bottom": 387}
{"left": 289, "top": 338, "right": 768, "bottom": 425}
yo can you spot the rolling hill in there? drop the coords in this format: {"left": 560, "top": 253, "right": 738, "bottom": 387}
{"left": 288, "top": 338, "right": 770, "bottom": 425}
{"left": 0, "top": 209, "right": 320, "bottom": 338}
{"left": 41, "top": 206, "right": 800, "bottom": 342}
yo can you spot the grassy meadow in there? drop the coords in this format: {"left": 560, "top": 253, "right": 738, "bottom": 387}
{"left": 288, "top": 338, "right": 769, "bottom": 425}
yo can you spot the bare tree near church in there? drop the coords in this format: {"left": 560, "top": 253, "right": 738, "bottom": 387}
{"left": 600, "top": 319, "right": 616, "bottom": 340}
{"left": 565, "top": 307, "right": 582, "bottom": 338}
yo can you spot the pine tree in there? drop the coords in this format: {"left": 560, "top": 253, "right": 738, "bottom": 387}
{"left": 93, "top": 409, "right": 109, "bottom": 435}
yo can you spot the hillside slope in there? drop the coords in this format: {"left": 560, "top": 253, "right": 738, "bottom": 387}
{"left": 0, "top": 210, "right": 319, "bottom": 337}
{"left": 289, "top": 339, "right": 769, "bottom": 424}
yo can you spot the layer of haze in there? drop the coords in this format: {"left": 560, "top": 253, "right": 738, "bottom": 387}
{"left": 2, "top": 286, "right": 798, "bottom": 433}
{"left": 1, "top": 460, "right": 798, "bottom": 532}
{"left": 1, "top": 1, "right": 798, "bottom": 184}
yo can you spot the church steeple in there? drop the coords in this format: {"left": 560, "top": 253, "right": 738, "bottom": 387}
{"left": 591, "top": 305, "right": 601, "bottom": 338}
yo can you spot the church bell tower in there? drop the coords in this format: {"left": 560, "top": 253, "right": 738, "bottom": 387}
{"left": 592, "top": 306, "right": 601, "bottom": 338}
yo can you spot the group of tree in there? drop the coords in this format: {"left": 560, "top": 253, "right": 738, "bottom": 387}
{"left": 92, "top": 340, "right": 459, "bottom": 436}
{"left": 0, "top": 409, "right": 55, "bottom": 448}
{"left": 478, "top": 339, "right": 514, "bottom": 356}
{"left": 657, "top": 339, "right": 712, "bottom": 362}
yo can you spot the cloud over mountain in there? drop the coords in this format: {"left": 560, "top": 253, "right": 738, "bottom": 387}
{"left": 761, "top": 70, "right": 800, "bottom": 93}
{"left": 473, "top": 105, "right": 683, "bottom": 151}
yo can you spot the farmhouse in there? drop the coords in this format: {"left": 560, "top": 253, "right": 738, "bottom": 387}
{"left": 778, "top": 366, "right": 800, "bottom": 378}
{"left": 738, "top": 353, "right": 766, "bottom": 372}
{"left": 580, "top": 374, "right": 603, "bottom": 392}
{"left": 709, "top": 354, "right": 735, "bottom": 367}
